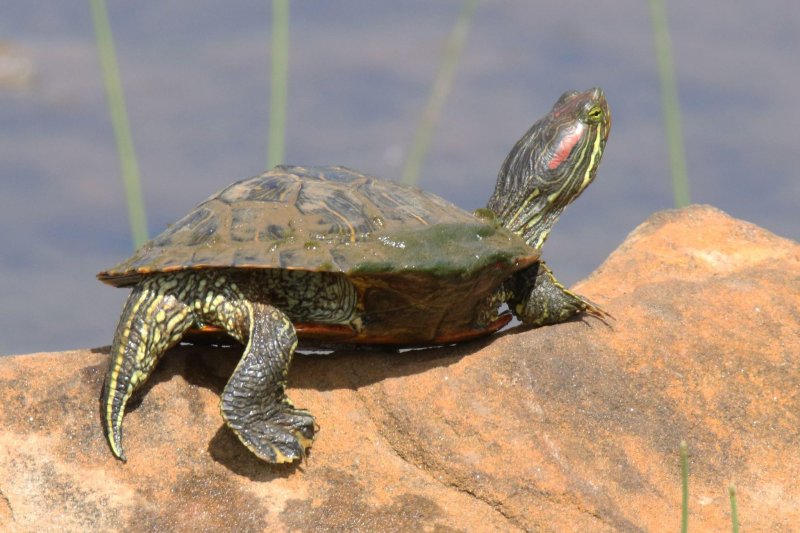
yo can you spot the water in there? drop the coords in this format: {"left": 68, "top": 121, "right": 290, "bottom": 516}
{"left": 1, "top": 1, "right": 798, "bottom": 355}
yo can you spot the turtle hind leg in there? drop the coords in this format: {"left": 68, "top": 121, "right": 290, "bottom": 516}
{"left": 219, "top": 302, "right": 315, "bottom": 463}
{"left": 102, "top": 274, "right": 195, "bottom": 461}
{"left": 511, "top": 262, "right": 612, "bottom": 327}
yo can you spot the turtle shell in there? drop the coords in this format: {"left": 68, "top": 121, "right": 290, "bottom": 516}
{"left": 98, "top": 165, "right": 539, "bottom": 287}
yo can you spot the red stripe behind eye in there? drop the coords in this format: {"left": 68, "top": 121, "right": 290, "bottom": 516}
{"left": 547, "top": 123, "right": 585, "bottom": 170}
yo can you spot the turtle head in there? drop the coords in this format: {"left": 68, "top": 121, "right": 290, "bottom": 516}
{"left": 487, "top": 87, "right": 610, "bottom": 250}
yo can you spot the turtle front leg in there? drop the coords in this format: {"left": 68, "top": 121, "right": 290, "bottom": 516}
{"left": 510, "top": 262, "right": 610, "bottom": 327}
{"left": 219, "top": 302, "right": 315, "bottom": 464}
{"left": 102, "top": 275, "right": 195, "bottom": 461}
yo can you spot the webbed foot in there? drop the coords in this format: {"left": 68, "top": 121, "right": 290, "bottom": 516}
{"left": 513, "top": 261, "right": 612, "bottom": 327}
{"left": 222, "top": 404, "right": 316, "bottom": 463}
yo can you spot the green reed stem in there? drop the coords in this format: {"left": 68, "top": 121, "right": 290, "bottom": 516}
{"left": 648, "top": 0, "right": 690, "bottom": 208}
{"left": 729, "top": 485, "right": 739, "bottom": 533}
{"left": 90, "top": 0, "right": 148, "bottom": 248}
{"left": 401, "top": 0, "right": 478, "bottom": 185}
{"left": 680, "top": 440, "right": 689, "bottom": 533}
{"left": 267, "top": 0, "right": 290, "bottom": 169}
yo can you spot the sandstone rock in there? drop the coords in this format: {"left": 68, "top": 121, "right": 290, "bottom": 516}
{"left": 1, "top": 205, "right": 798, "bottom": 531}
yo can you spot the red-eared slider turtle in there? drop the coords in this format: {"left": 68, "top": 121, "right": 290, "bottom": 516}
{"left": 99, "top": 88, "right": 610, "bottom": 463}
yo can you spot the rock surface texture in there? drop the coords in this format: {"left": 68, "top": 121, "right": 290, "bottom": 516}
{"left": 1, "top": 205, "right": 798, "bottom": 532}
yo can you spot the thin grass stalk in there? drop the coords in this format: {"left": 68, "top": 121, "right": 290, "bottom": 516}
{"left": 680, "top": 440, "right": 689, "bottom": 533}
{"left": 90, "top": 0, "right": 148, "bottom": 248}
{"left": 729, "top": 485, "right": 739, "bottom": 533}
{"left": 401, "top": 0, "right": 478, "bottom": 185}
{"left": 267, "top": 0, "right": 290, "bottom": 169}
{"left": 647, "top": 0, "right": 690, "bottom": 208}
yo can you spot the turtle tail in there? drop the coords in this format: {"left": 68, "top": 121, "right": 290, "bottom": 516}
{"left": 101, "top": 273, "right": 195, "bottom": 461}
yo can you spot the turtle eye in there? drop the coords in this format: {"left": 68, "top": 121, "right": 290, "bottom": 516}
{"left": 586, "top": 105, "right": 604, "bottom": 123}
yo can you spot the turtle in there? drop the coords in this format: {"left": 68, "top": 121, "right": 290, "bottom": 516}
{"left": 98, "top": 87, "right": 610, "bottom": 464}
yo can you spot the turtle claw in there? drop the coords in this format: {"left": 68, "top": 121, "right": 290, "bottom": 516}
{"left": 272, "top": 407, "right": 317, "bottom": 452}
{"left": 580, "top": 296, "right": 615, "bottom": 324}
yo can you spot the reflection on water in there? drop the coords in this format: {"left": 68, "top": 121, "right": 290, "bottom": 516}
{"left": 1, "top": 1, "right": 798, "bottom": 354}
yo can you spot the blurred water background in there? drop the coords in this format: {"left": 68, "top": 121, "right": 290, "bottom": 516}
{"left": 1, "top": 1, "right": 798, "bottom": 355}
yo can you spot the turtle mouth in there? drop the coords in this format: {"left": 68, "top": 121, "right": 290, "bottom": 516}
{"left": 590, "top": 88, "right": 611, "bottom": 141}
